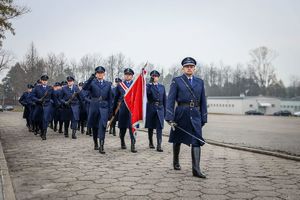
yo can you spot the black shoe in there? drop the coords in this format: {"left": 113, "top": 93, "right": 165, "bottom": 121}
{"left": 53, "top": 127, "right": 57, "bottom": 132}
{"left": 112, "top": 128, "right": 116, "bottom": 136}
{"left": 173, "top": 143, "right": 181, "bottom": 170}
{"left": 99, "top": 140, "right": 105, "bottom": 154}
{"left": 72, "top": 130, "right": 77, "bottom": 139}
{"left": 191, "top": 147, "right": 206, "bottom": 179}
{"left": 156, "top": 139, "right": 163, "bottom": 152}
{"left": 121, "top": 139, "right": 127, "bottom": 149}
{"left": 131, "top": 141, "right": 137, "bottom": 153}
{"left": 149, "top": 140, "right": 155, "bottom": 149}
{"left": 109, "top": 127, "right": 113, "bottom": 135}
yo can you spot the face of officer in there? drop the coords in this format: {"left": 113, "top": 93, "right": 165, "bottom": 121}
{"left": 27, "top": 88, "right": 32, "bottom": 92}
{"left": 67, "top": 80, "right": 74, "bottom": 86}
{"left": 182, "top": 65, "right": 195, "bottom": 77}
{"left": 53, "top": 86, "right": 61, "bottom": 91}
{"left": 152, "top": 75, "right": 159, "bottom": 83}
{"left": 96, "top": 71, "right": 105, "bottom": 80}
{"left": 41, "top": 80, "right": 48, "bottom": 85}
{"left": 124, "top": 73, "right": 133, "bottom": 81}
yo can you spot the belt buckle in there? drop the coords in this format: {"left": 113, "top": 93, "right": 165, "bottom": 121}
{"left": 99, "top": 96, "right": 103, "bottom": 101}
{"left": 190, "top": 102, "right": 195, "bottom": 107}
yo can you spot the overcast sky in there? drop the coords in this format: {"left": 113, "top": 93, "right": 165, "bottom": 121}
{"left": 2, "top": 0, "right": 300, "bottom": 85}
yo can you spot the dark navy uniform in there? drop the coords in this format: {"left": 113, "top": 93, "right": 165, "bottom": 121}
{"left": 145, "top": 70, "right": 166, "bottom": 152}
{"left": 19, "top": 84, "right": 34, "bottom": 131}
{"left": 31, "top": 75, "right": 56, "bottom": 140}
{"left": 52, "top": 82, "right": 62, "bottom": 132}
{"left": 78, "top": 82, "right": 88, "bottom": 134}
{"left": 113, "top": 68, "right": 137, "bottom": 153}
{"left": 165, "top": 57, "right": 207, "bottom": 178}
{"left": 60, "top": 76, "right": 81, "bottom": 139}
{"left": 83, "top": 66, "right": 113, "bottom": 154}
{"left": 109, "top": 78, "right": 122, "bottom": 136}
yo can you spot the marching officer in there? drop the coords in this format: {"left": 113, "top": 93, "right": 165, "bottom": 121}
{"left": 52, "top": 82, "right": 62, "bottom": 132}
{"left": 83, "top": 66, "right": 113, "bottom": 154}
{"left": 113, "top": 68, "right": 137, "bottom": 153}
{"left": 60, "top": 76, "right": 81, "bottom": 139}
{"left": 31, "top": 80, "right": 42, "bottom": 135}
{"left": 78, "top": 82, "right": 88, "bottom": 134}
{"left": 165, "top": 57, "right": 207, "bottom": 178}
{"left": 109, "top": 77, "right": 122, "bottom": 136}
{"left": 145, "top": 70, "right": 166, "bottom": 152}
{"left": 31, "top": 75, "right": 56, "bottom": 140}
{"left": 19, "top": 84, "right": 34, "bottom": 131}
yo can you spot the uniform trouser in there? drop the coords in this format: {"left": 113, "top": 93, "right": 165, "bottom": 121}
{"left": 26, "top": 118, "right": 31, "bottom": 127}
{"left": 148, "top": 128, "right": 162, "bottom": 143}
{"left": 119, "top": 128, "right": 135, "bottom": 142}
{"left": 65, "top": 116, "right": 78, "bottom": 130}
{"left": 98, "top": 126, "right": 106, "bottom": 140}
{"left": 92, "top": 128, "right": 98, "bottom": 145}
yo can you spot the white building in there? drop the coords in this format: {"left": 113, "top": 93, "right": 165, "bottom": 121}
{"left": 207, "top": 95, "right": 281, "bottom": 115}
{"left": 280, "top": 97, "right": 300, "bottom": 113}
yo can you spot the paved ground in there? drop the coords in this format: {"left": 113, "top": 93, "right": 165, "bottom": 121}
{"left": 163, "top": 115, "right": 300, "bottom": 156}
{"left": 0, "top": 112, "right": 300, "bottom": 200}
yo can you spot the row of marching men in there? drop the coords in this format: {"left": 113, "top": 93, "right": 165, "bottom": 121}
{"left": 19, "top": 67, "right": 166, "bottom": 154}
{"left": 19, "top": 57, "right": 208, "bottom": 178}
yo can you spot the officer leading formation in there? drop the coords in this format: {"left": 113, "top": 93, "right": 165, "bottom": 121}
{"left": 19, "top": 57, "right": 208, "bottom": 178}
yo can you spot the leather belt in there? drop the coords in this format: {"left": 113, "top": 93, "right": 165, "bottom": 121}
{"left": 149, "top": 101, "right": 162, "bottom": 106}
{"left": 91, "top": 97, "right": 107, "bottom": 101}
{"left": 178, "top": 101, "right": 199, "bottom": 107}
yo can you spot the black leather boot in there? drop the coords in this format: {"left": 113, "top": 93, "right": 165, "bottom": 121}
{"left": 58, "top": 121, "right": 63, "bottom": 133}
{"left": 41, "top": 129, "right": 47, "bottom": 140}
{"left": 99, "top": 140, "right": 105, "bottom": 154}
{"left": 80, "top": 122, "right": 84, "bottom": 134}
{"left": 112, "top": 127, "right": 116, "bottom": 136}
{"left": 53, "top": 122, "right": 57, "bottom": 132}
{"left": 148, "top": 129, "right": 155, "bottom": 149}
{"left": 131, "top": 139, "right": 137, "bottom": 153}
{"left": 120, "top": 129, "right": 127, "bottom": 149}
{"left": 109, "top": 127, "right": 113, "bottom": 135}
{"left": 173, "top": 143, "right": 181, "bottom": 170}
{"left": 72, "top": 129, "right": 77, "bottom": 139}
{"left": 64, "top": 127, "right": 69, "bottom": 138}
{"left": 191, "top": 147, "right": 206, "bottom": 178}
{"left": 156, "top": 139, "right": 163, "bottom": 152}
{"left": 93, "top": 128, "right": 99, "bottom": 150}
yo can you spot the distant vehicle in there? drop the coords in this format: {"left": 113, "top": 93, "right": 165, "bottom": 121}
{"left": 293, "top": 111, "right": 300, "bottom": 117}
{"left": 0, "top": 105, "right": 3, "bottom": 112}
{"left": 245, "top": 110, "right": 264, "bottom": 115}
{"left": 273, "top": 110, "right": 292, "bottom": 116}
{"left": 4, "top": 105, "right": 14, "bottom": 111}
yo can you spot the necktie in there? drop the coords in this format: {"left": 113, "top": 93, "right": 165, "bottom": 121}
{"left": 189, "top": 78, "right": 192, "bottom": 85}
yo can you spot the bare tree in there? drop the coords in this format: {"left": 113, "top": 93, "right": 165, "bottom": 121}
{"left": 248, "top": 46, "right": 278, "bottom": 89}
{"left": 106, "top": 54, "right": 116, "bottom": 82}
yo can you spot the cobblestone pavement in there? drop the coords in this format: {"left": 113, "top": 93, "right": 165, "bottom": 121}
{"left": 0, "top": 112, "right": 300, "bottom": 200}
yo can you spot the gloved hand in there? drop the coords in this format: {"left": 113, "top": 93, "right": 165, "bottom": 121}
{"left": 167, "top": 120, "right": 177, "bottom": 131}
{"left": 89, "top": 73, "right": 96, "bottom": 80}
{"left": 36, "top": 99, "right": 43, "bottom": 104}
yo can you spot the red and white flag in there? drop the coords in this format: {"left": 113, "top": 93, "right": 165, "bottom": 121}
{"left": 124, "top": 68, "right": 147, "bottom": 134}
